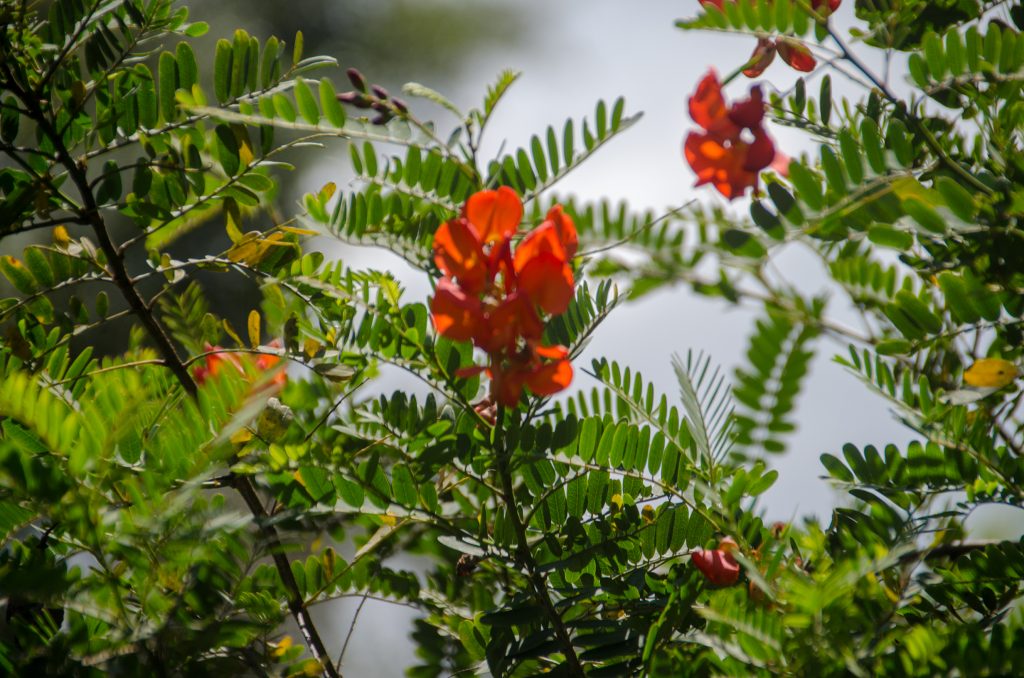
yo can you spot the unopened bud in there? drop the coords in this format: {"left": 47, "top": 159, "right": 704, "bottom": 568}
{"left": 336, "top": 91, "right": 361, "bottom": 105}
{"left": 370, "top": 112, "right": 392, "bottom": 125}
{"left": 346, "top": 68, "right": 367, "bottom": 92}
{"left": 370, "top": 100, "right": 390, "bottom": 113}
{"left": 371, "top": 84, "right": 389, "bottom": 99}
{"left": 391, "top": 97, "right": 408, "bottom": 114}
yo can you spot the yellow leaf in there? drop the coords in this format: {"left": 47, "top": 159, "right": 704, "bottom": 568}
{"left": 278, "top": 226, "right": 319, "bottom": 236}
{"left": 318, "top": 181, "right": 336, "bottom": 202}
{"left": 641, "top": 504, "right": 656, "bottom": 524}
{"left": 222, "top": 319, "right": 243, "bottom": 346}
{"left": 303, "top": 338, "right": 321, "bottom": 359}
{"left": 227, "top": 232, "right": 291, "bottom": 266}
{"left": 230, "top": 428, "right": 254, "bottom": 445}
{"left": 272, "top": 635, "right": 293, "bottom": 658}
{"left": 224, "top": 199, "right": 245, "bottom": 243}
{"left": 247, "top": 309, "right": 261, "bottom": 347}
{"left": 963, "top": 358, "right": 1019, "bottom": 389}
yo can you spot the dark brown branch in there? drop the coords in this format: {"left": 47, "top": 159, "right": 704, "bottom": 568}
{"left": 4, "top": 65, "right": 341, "bottom": 678}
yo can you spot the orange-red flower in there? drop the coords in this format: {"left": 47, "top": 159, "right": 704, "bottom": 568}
{"left": 742, "top": 37, "right": 817, "bottom": 77}
{"left": 430, "top": 189, "right": 577, "bottom": 407}
{"left": 684, "top": 70, "right": 776, "bottom": 200}
{"left": 775, "top": 37, "right": 816, "bottom": 72}
{"left": 691, "top": 537, "right": 741, "bottom": 586}
{"left": 193, "top": 340, "right": 287, "bottom": 389}
{"left": 489, "top": 344, "right": 574, "bottom": 407}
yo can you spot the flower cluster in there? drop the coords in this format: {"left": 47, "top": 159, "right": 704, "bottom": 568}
{"left": 430, "top": 188, "right": 576, "bottom": 407}
{"left": 193, "top": 339, "right": 287, "bottom": 390}
{"left": 684, "top": 70, "right": 777, "bottom": 200}
{"left": 691, "top": 537, "right": 741, "bottom": 586}
{"left": 741, "top": 35, "right": 816, "bottom": 77}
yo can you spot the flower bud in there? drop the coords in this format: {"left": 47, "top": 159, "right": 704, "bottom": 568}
{"left": 346, "top": 67, "right": 368, "bottom": 92}
{"left": 371, "top": 84, "right": 389, "bottom": 99}
{"left": 370, "top": 112, "right": 392, "bottom": 125}
{"left": 391, "top": 97, "right": 409, "bottom": 114}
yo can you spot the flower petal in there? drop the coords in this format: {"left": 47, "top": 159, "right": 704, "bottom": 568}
{"left": 516, "top": 252, "right": 575, "bottom": 315}
{"left": 430, "top": 278, "right": 485, "bottom": 342}
{"left": 691, "top": 547, "right": 740, "bottom": 586}
{"left": 533, "top": 344, "right": 569, "bottom": 360}
{"left": 525, "top": 359, "right": 573, "bottom": 396}
{"left": 465, "top": 187, "right": 523, "bottom": 245}
{"left": 433, "top": 218, "right": 487, "bottom": 295}
{"left": 744, "top": 128, "right": 776, "bottom": 172}
{"left": 490, "top": 364, "right": 527, "bottom": 407}
{"left": 728, "top": 85, "right": 766, "bottom": 129}
{"left": 545, "top": 205, "right": 578, "bottom": 259}
{"left": 742, "top": 38, "right": 777, "bottom": 78}
{"left": 689, "top": 70, "right": 738, "bottom": 136}
{"left": 484, "top": 292, "right": 544, "bottom": 352}
{"left": 777, "top": 38, "right": 816, "bottom": 73}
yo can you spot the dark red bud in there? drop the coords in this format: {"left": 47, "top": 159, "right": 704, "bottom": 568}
{"left": 370, "top": 113, "right": 392, "bottom": 125}
{"left": 346, "top": 68, "right": 368, "bottom": 92}
{"left": 336, "top": 91, "right": 361, "bottom": 104}
{"left": 371, "top": 84, "right": 389, "bottom": 99}
{"left": 371, "top": 101, "right": 390, "bottom": 113}
{"left": 391, "top": 97, "right": 408, "bottom": 113}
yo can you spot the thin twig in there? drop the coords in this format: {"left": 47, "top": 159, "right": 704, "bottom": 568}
{"left": 335, "top": 594, "right": 369, "bottom": 671}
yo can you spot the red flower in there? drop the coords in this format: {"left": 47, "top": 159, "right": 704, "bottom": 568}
{"left": 489, "top": 344, "right": 574, "bottom": 407}
{"left": 464, "top": 186, "right": 522, "bottom": 245}
{"left": 433, "top": 218, "right": 489, "bottom": 296}
{"left": 691, "top": 537, "right": 741, "bottom": 586}
{"left": 193, "top": 344, "right": 244, "bottom": 384}
{"left": 742, "top": 37, "right": 777, "bottom": 78}
{"left": 429, "top": 190, "right": 577, "bottom": 408}
{"left": 776, "top": 37, "right": 816, "bottom": 72}
{"left": 255, "top": 339, "right": 288, "bottom": 388}
{"left": 684, "top": 71, "right": 776, "bottom": 200}
{"left": 193, "top": 341, "right": 287, "bottom": 389}
{"left": 812, "top": 0, "right": 841, "bottom": 13}
{"left": 742, "top": 37, "right": 817, "bottom": 78}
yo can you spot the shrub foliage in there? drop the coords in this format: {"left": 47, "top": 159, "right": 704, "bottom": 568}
{"left": 1, "top": 0, "right": 1023, "bottom": 675}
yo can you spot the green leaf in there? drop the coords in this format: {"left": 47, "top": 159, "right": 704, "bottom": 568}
{"left": 215, "top": 124, "right": 241, "bottom": 176}
{"left": 293, "top": 77, "right": 320, "bottom": 125}
{"left": 176, "top": 42, "right": 199, "bottom": 91}
{"left": 902, "top": 198, "right": 947, "bottom": 233}
{"left": 214, "top": 38, "right": 233, "bottom": 104}
{"left": 23, "top": 247, "right": 53, "bottom": 287}
{"left": 319, "top": 78, "right": 346, "bottom": 127}
{"left": 934, "top": 177, "right": 978, "bottom": 221}
{"left": 403, "top": 82, "right": 462, "bottom": 118}
{"left": 158, "top": 51, "right": 178, "bottom": 122}
{"left": 867, "top": 224, "right": 913, "bottom": 249}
